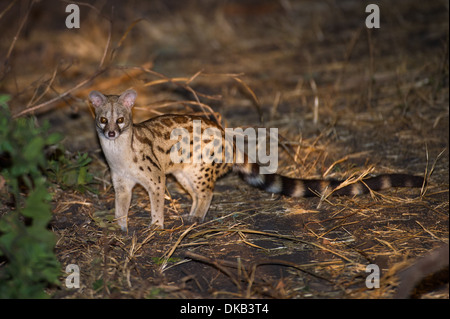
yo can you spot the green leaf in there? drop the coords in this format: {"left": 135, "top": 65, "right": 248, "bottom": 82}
{"left": 0, "top": 97, "right": 61, "bottom": 298}
{"left": 23, "top": 136, "right": 45, "bottom": 163}
{"left": 46, "top": 132, "right": 63, "bottom": 145}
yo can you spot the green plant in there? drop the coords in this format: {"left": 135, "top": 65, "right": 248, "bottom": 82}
{"left": 47, "top": 148, "right": 94, "bottom": 193}
{"left": 0, "top": 96, "right": 62, "bottom": 298}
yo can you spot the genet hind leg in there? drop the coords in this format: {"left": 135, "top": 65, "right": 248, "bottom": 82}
{"left": 172, "top": 164, "right": 216, "bottom": 223}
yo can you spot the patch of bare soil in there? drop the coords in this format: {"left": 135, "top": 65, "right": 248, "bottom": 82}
{"left": 1, "top": 0, "right": 448, "bottom": 299}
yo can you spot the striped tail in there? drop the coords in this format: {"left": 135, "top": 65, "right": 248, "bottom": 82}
{"left": 234, "top": 161, "right": 424, "bottom": 198}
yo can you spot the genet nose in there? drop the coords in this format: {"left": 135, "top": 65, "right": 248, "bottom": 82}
{"left": 108, "top": 131, "right": 116, "bottom": 138}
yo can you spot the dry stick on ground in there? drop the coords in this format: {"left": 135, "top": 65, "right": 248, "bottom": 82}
{"left": 143, "top": 70, "right": 221, "bottom": 121}
{"left": 183, "top": 251, "right": 242, "bottom": 291}
{"left": 317, "top": 166, "right": 376, "bottom": 209}
{"left": 232, "top": 76, "right": 264, "bottom": 125}
{"left": 0, "top": 0, "right": 17, "bottom": 22}
{"left": 110, "top": 18, "right": 145, "bottom": 62}
{"left": 189, "top": 227, "right": 357, "bottom": 263}
{"left": 421, "top": 147, "right": 446, "bottom": 199}
{"left": 12, "top": 2, "right": 114, "bottom": 118}
{"left": 159, "top": 224, "right": 197, "bottom": 272}
{"left": 26, "top": 65, "right": 59, "bottom": 108}
{"left": 143, "top": 69, "right": 260, "bottom": 126}
{"left": 277, "top": 134, "right": 308, "bottom": 175}
{"left": 122, "top": 230, "right": 156, "bottom": 288}
{"left": 306, "top": 209, "right": 361, "bottom": 240}
{"left": 134, "top": 100, "right": 219, "bottom": 116}
{"left": 118, "top": 65, "right": 258, "bottom": 129}
{"left": 143, "top": 70, "right": 233, "bottom": 101}
{"left": 13, "top": 69, "right": 106, "bottom": 118}
{"left": 1, "top": 0, "right": 36, "bottom": 79}
{"left": 98, "top": 10, "right": 113, "bottom": 70}
{"left": 184, "top": 251, "right": 333, "bottom": 297}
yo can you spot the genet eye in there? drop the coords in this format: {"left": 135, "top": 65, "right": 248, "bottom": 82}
{"left": 100, "top": 117, "right": 108, "bottom": 124}
{"left": 117, "top": 117, "right": 124, "bottom": 124}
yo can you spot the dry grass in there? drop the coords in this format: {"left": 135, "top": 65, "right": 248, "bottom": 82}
{"left": 0, "top": 0, "right": 448, "bottom": 299}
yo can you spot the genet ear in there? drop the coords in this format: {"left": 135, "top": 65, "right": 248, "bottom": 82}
{"left": 118, "top": 89, "right": 137, "bottom": 109}
{"left": 89, "top": 91, "right": 107, "bottom": 108}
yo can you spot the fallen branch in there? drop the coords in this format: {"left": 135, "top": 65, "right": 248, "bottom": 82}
{"left": 189, "top": 227, "right": 357, "bottom": 263}
{"left": 184, "top": 250, "right": 332, "bottom": 298}
{"left": 12, "top": 69, "right": 105, "bottom": 118}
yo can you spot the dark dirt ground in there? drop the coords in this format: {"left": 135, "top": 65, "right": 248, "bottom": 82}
{"left": 0, "top": 0, "right": 449, "bottom": 299}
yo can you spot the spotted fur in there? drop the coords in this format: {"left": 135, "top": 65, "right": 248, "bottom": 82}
{"left": 89, "top": 89, "right": 424, "bottom": 231}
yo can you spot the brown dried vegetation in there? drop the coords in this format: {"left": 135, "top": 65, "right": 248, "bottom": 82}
{"left": 0, "top": 0, "right": 448, "bottom": 298}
